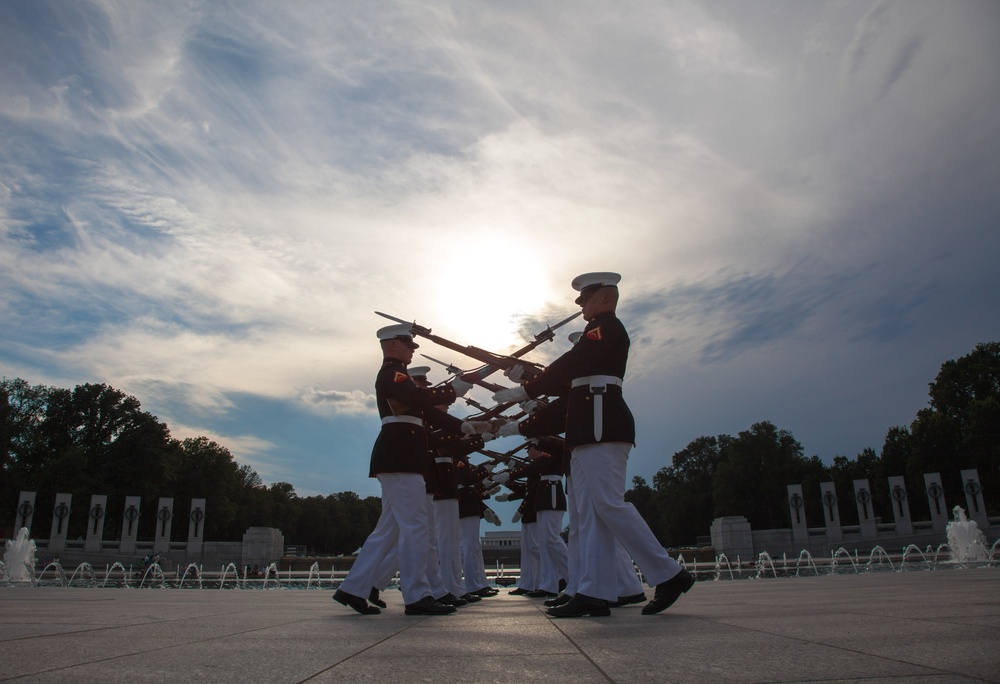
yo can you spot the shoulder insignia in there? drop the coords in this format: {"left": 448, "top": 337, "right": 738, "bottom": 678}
{"left": 393, "top": 371, "right": 409, "bottom": 383}
{"left": 586, "top": 326, "right": 603, "bottom": 341}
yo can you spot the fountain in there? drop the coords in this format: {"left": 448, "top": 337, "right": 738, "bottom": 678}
{"left": 829, "top": 547, "right": 859, "bottom": 574}
{"left": 946, "top": 506, "right": 989, "bottom": 562}
{"left": 793, "top": 549, "right": 819, "bottom": 576}
{"left": 178, "top": 563, "right": 203, "bottom": 589}
{"left": 67, "top": 562, "right": 98, "bottom": 587}
{"left": 102, "top": 562, "right": 131, "bottom": 588}
{"left": 2, "top": 527, "right": 37, "bottom": 582}
{"left": 755, "top": 551, "right": 778, "bottom": 579}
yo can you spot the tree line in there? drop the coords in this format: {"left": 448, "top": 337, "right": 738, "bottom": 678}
{"left": 0, "top": 380, "right": 379, "bottom": 555}
{"left": 626, "top": 342, "right": 1000, "bottom": 546}
{"left": 3, "top": 342, "right": 997, "bottom": 552}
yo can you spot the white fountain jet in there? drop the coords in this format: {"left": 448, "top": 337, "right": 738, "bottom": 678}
{"left": 945, "top": 506, "right": 989, "bottom": 562}
{"left": 3, "top": 527, "right": 37, "bottom": 582}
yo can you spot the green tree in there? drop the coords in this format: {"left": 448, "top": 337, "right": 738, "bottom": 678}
{"left": 712, "top": 422, "right": 808, "bottom": 530}
{"left": 910, "top": 342, "right": 1000, "bottom": 514}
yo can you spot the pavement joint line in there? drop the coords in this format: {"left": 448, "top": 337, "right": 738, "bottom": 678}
{"left": 0, "top": 611, "right": 339, "bottom": 683}
{"left": 685, "top": 614, "right": 995, "bottom": 683}
{"left": 297, "top": 618, "right": 426, "bottom": 684}
{"left": 534, "top": 603, "right": 617, "bottom": 684}
{"left": 0, "top": 605, "right": 315, "bottom": 643}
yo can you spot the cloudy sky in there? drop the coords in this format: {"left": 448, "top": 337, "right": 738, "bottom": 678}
{"left": 2, "top": 1, "right": 998, "bottom": 529}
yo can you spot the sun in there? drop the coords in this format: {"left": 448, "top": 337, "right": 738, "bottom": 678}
{"left": 425, "top": 249, "right": 561, "bottom": 360}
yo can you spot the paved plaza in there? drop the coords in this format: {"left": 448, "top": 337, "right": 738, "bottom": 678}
{"left": 1, "top": 568, "right": 998, "bottom": 683}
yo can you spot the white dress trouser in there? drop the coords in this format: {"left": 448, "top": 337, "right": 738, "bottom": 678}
{"left": 567, "top": 469, "right": 643, "bottom": 598}
{"left": 571, "top": 442, "right": 681, "bottom": 602}
{"left": 517, "top": 522, "right": 540, "bottom": 590}
{"left": 564, "top": 472, "right": 580, "bottom": 596}
{"left": 424, "top": 494, "right": 448, "bottom": 599}
{"left": 434, "top": 498, "right": 465, "bottom": 598}
{"left": 460, "top": 515, "right": 489, "bottom": 593}
{"left": 340, "top": 473, "right": 433, "bottom": 605}
{"left": 535, "top": 509, "right": 569, "bottom": 594}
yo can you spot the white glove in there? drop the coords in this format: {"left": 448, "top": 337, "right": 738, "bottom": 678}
{"left": 484, "top": 507, "right": 501, "bottom": 526}
{"left": 519, "top": 399, "right": 540, "bottom": 415}
{"left": 495, "top": 493, "right": 510, "bottom": 502}
{"left": 493, "top": 386, "right": 528, "bottom": 404}
{"left": 511, "top": 511, "right": 522, "bottom": 524}
{"left": 504, "top": 364, "right": 526, "bottom": 383}
{"left": 497, "top": 421, "right": 521, "bottom": 438}
{"left": 482, "top": 463, "right": 497, "bottom": 473}
{"left": 491, "top": 471, "right": 511, "bottom": 484}
{"left": 461, "top": 421, "right": 493, "bottom": 436}
{"left": 481, "top": 432, "right": 497, "bottom": 443}
{"left": 450, "top": 377, "right": 473, "bottom": 397}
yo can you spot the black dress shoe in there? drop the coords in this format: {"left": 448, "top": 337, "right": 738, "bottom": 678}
{"left": 333, "top": 589, "right": 380, "bottom": 615}
{"left": 471, "top": 586, "right": 498, "bottom": 597}
{"left": 609, "top": 592, "right": 647, "bottom": 608}
{"left": 460, "top": 592, "right": 482, "bottom": 603}
{"left": 546, "top": 594, "right": 610, "bottom": 618}
{"left": 435, "top": 592, "right": 468, "bottom": 607}
{"left": 509, "top": 587, "right": 529, "bottom": 596}
{"left": 525, "top": 590, "right": 558, "bottom": 598}
{"left": 405, "top": 596, "right": 457, "bottom": 616}
{"left": 543, "top": 592, "right": 573, "bottom": 608}
{"left": 368, "top": 587, "right": 387, "bottom": 609}
{"left": 642, "top": 569, "right": 695, "bottom": 615}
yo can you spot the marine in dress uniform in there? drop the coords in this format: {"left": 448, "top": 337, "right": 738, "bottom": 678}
{"left": 414, "top": 366, "right": 489, "bottom": 605}
{"left": 334, "top": 324, "right": 472, "bottom": 616}
{"left": 493, "top": 273, "right": 695, "bottom": 618}
{"left": 456, "top": 456, "right": 501, "bottom": 597}
{"left": 493, "top": 437, "right": 569, "bottom": 598}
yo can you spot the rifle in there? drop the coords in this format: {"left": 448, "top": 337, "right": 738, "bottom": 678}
{"left": 422, "top": 354, "right": 507, "bottom": 393}
{"left": 478, "top": 442, "right": 531, "bottom": 466}
{"left": 374, "top": 310, "right": 581, "bottom": 382}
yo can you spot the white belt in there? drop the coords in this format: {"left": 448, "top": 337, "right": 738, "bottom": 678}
{"left": 541, "top": 475, "right": 561, "bottom": 508}
{"left": 570, "top": 376, "right": 622, "bottom": 441}
{"left": 381, "top": 415, "right": 424, "bottom": 427}
{"left": 435, "top": 457, "right": 452, "bottom": 464}
{"left": 570, "top": 375, "right": 623, "bottom": 389}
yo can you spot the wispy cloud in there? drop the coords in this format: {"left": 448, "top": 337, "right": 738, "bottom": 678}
{"left": 2, "top": 0, "right": 998, "bottom": 498}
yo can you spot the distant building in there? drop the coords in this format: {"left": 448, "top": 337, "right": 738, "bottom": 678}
{"left": 481, "top": 530, "right": 521, "bottom": 567}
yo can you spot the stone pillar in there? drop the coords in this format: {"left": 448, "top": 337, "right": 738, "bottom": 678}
{"left": 819, "top": 482, "right": 842, "bottom": 543}
{"left": 120, "top": 496, "right": 141, "bottom": 555}
{"left": 887, "top": 476, "right": 913, "bottom": 536}
{"left": 48, "top": 493, "right": 73, "bottom": 554}
{"left": 241, "top": 527, "right": 285, "bottom": 571}
{"left": 187, "top": 498, "right": 206, "bottom": 561}
{"left": 959, "top": 468, "right": 989, "bottom": 529}
{"left": 709, "top": 516, "right": 753, "bottom": 561}
{"left": 786, "top": 484, "right": 808, "bottom": 545}
{"left": 154, "top": 498, "right": 174, "bottom": 555}
{"left": 853, "top": 479, "right": 877, "bottom": 539}
{"left": 84, "top": 495, "right": 108, "bottom": 553}
{"left": 923, "top": 473, "right": 948, "bottom": 533}
{"left": 15, "top": 491, "right": 36, "bottom": 533}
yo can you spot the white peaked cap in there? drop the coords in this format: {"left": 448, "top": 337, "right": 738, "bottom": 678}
{"left": 407, "top": 366, "right": 431, "bottom": 378}
{"left": 376, "top": 323, "right": 419, "bottom": 348}
{"left": 571, "top": 271, "right": 621, "bottom": 292}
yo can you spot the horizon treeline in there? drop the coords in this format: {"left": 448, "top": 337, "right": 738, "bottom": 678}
{"left": 2, "top": 342, "right": 997, "bottom": 552}
{"left": 626, "top": 342, "right": 999, "bottom": 546}
{"left": 0, "top": 379, "right": 378, "bottom": 555}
